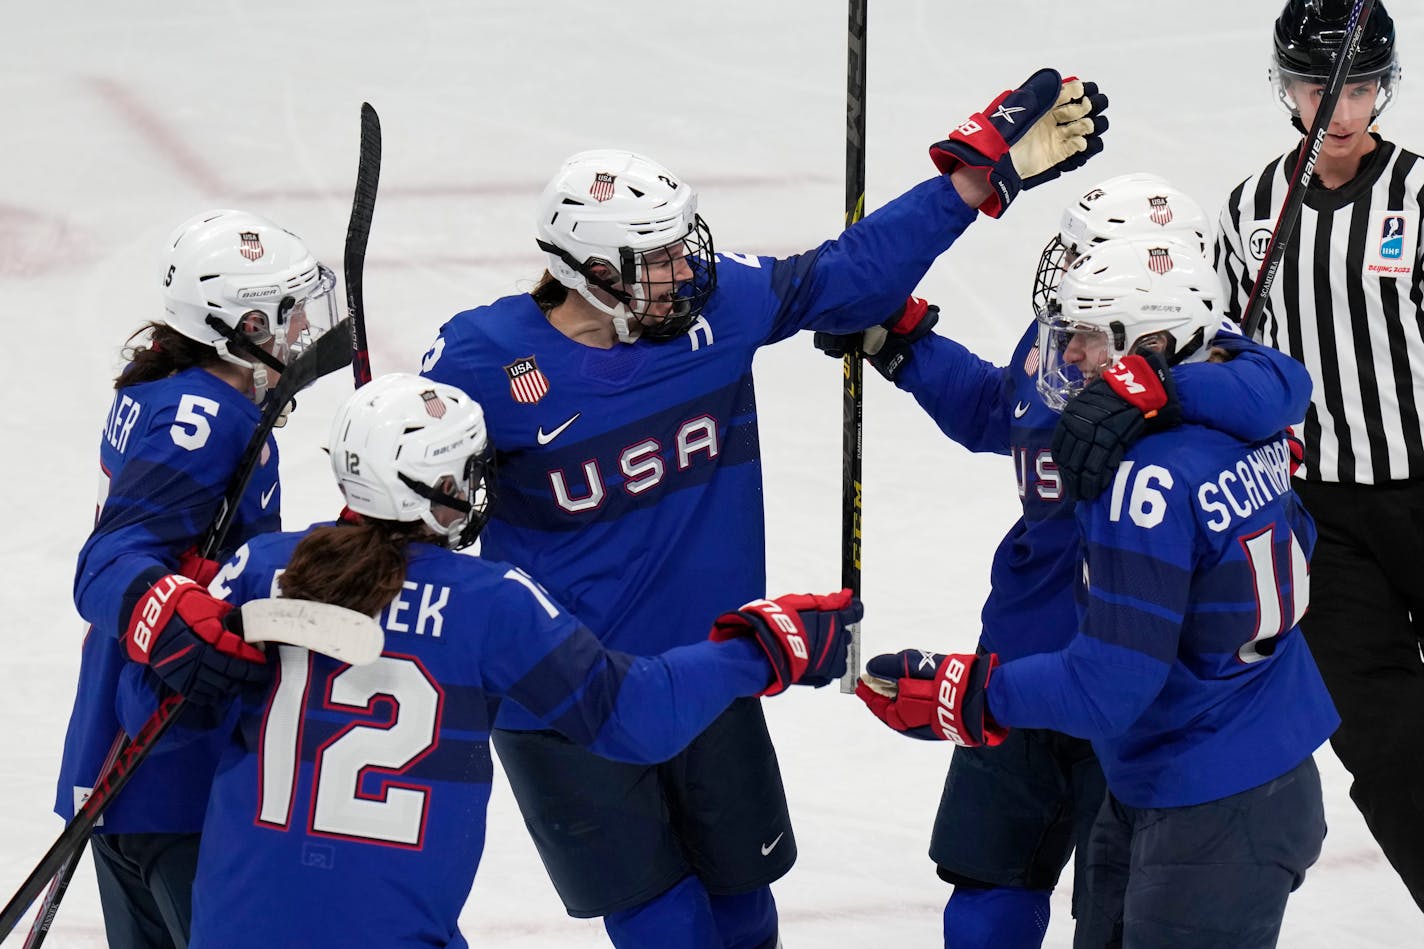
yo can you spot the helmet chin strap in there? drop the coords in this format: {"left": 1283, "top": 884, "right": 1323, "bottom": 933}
{"left": 206, "top": 315, "right": 289, "bottom": 401}
{"left": 536, "top": 239, "right": 649, "bottom": 344}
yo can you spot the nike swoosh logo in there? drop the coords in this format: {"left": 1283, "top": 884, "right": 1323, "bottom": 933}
{"left": 260, "top": 482, "right": 278, "bottom": 509}
{"left": 537, "top": 413, "right": 581, "bottom": 446}
{"left": 1013, "top": 401, "right": 1031, "bottom": 419}
{"left": 760, "top": 832, "right": 784, "bottom": 856}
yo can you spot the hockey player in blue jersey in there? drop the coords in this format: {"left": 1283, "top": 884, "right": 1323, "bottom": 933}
{"left": 185, "top": 373, "right": 860, "bottom": 949}
{"left": 816, "top": 173, "right": 1314, "bottom": 948}
{"left": 418, "top": 70, "right": 1110, "bottom": 949}
{"left": 859, "top": 238, "right": 1338, "bottom": 949}
{"left": 54, "top": 210, "right": 339, "bottom": 949}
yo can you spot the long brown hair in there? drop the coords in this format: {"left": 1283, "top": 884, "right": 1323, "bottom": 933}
{"left": 115, "top": 322, "right": 221, "bottom": 390}
{"left": 530, "top": 270, "right": 568, "bottom": 315}
{"left": 278, "top": 518, "right": 426, "bottom": 616}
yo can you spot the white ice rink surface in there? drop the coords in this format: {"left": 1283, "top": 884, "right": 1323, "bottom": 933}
{"left": 2, "top": 1, "right": 1421, "bottom": 945}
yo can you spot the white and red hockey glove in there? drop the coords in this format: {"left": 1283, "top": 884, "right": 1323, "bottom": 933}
{"left": 1052, "top": 351, "right": 1183, "bottom": 501}
{"left": 124, "top": 574, "right": 269, "bottom": 705}
{"left": 709, "top": 589, "right": 862, "bottom": 696}
{"left": 856, "top": 649, "right": 1007, "bottom": 747}
{"left": 930, "top": 69, "right": 1108, "bottom": 218}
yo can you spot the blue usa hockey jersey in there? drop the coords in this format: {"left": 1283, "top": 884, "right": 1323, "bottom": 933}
{"left": 986, "top": 424, "right": 1339, "bottom": 807}
{"left": 189, "top": 528, "right": 770, "bottom": 949}
{"left": 55, "top": 367, "right": 280, "bottom": 833}
{"left": 422, "top": 175, "right": 978, "bottom": 731}
{"left": 893, "top": 321, "right": 1312, "bottom": 660}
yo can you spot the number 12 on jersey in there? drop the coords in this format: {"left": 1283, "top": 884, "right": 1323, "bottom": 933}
{"left": 257, "top": 646, "right": 442, "bottom": 848}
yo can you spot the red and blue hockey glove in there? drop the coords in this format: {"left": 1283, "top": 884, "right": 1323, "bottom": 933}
{"left": 855, "top": 649, "right": 1007, "bottom": 747}
{"left": 1051, "top": 351, "right": 1182, "bottom": 501}
{"left": 709, "top": 589, "right": 862, "bottom": 696}
{"left": 124, "top": 574, "right": 269, "bottom": 705}
{"left": 813, "top": 296, "right": 941, "bottom": 383}
{"left": 931, "top": 69, "right": 1109, "bottom": 218}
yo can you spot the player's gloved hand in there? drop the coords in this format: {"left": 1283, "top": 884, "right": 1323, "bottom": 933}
{"left": 855, "top": 649, "right": 1007, "bottom": 747}
{"left": 709, "top": 589, "right": 862, "bottom": 696}
{"left": 813, "top": 297, "right": 940, "bottom": 383}
{"left": 1051, "top": 351, "right": 1182, "bottom": 502}
{"left": 931, "top": 69, "right": 1109, "bottom": 218}
{"left": 176, "top": 547, "right": 221, "bottom": 586}
{"left": 1286, "top": 425, "right": 1304, "bottom": 477}
{"left": 124, "top": 575, "right": 269, "bottom": 705}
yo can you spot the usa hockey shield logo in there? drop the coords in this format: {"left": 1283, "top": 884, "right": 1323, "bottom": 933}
{"left": 589, "top": 172, "right": 616, "bottom": 203}
{"left": 238, "top": 231, "right": 264, "bottom": 261}
{"left": 1147, "top": 195, "right": 1174, "bottom": 227}
{"left": 1147, "top": 246, "right": 1174, "bottom": 274}
{"left": 421, "top": 389, "right": 447, "bottom": 418}
{"left": 505, "top": 356, "right": 550, "bottom": 405}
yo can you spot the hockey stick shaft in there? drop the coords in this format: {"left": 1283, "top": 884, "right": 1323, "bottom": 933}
{"left": 839, "top": 0, "right": 867, "bottom": 693}
{"left": 1241, "top": 0, "right": 1375, "bottom": 340}
{"left": 5, "top": 323, "right": 354, "bottom": 943}
{"left": 0, "top": 693, "right": 186, "bottom": 940}
{"left": 346, "top": 102, "right": 382, "bottom": 388}
{"left": 20, "top": 728, "right": 125, "bottom": 948}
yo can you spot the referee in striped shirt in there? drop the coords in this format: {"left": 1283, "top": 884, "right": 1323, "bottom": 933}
{"left": 1216, "top": 0, "right": 1424, "bottom": 913}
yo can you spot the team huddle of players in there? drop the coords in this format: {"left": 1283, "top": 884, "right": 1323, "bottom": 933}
{"left": 45, "top": 1, "right": 1422, "bottom": 948}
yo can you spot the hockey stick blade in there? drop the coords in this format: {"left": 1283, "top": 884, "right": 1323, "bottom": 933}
{"left": 241, "top": 598, "right": 384, "bottom": 666}
{"left": 0, "top": 597, "right": 380, "bottom": 940}
{"left": 346, "top": 102, "right": 381, "bottom": 387}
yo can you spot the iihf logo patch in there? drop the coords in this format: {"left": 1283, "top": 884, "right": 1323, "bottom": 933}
{"left": 1380, "top": 215, "right": 1405, "bottom": 260}
{"left": 238, "top": 231, "right": 264, "bottom": 261}
{"left": 505, "top": 356, "right": 551, "bottom": 405}
{"left": 1147, "top": 195, "right": 1174, "bottom": 227}
{"left": 1147, "top": 246, "right": 1174, "bottom": 274}
{"left": 420, "top": 389, "right": 447, "bottom": 418}
{"left": 589, "top": 172, "right": 616, "bottom": 203}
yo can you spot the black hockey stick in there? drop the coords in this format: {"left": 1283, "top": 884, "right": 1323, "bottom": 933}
{"left": 1241, "top": 0, "right": 1376, "bottom": 340}
{"left": 2, "top": 320, "right": 354, "bottom": 944}
{"left": 346, "top": 102, "right": 381, "bottom": 388}
{"left": 838, "top": 0, "right": 868, "bottom": 693}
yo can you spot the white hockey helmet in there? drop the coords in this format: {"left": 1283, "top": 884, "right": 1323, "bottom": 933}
{"left": 535, "top": 149, "right": 717, "bottom": 343}
{"left": 1032, "top": 174, "right": 1211, "bottom": 316}
{"left": 162, "top": 209, "right": 339, "bottom": 399}
{"left": 328, "top": 373, "right": 495, "bottom": 550}
{"left": 1036, "top": 237, "right": 1227, "bottom": 411}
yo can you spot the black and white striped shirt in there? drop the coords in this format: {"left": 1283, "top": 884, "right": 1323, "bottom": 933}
{"left": 1216, "top": 137, "right": 1424, "bottom": 485}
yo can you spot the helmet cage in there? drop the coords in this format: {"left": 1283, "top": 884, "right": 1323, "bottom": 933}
{"left": 537, "top": 214, "right": 716, "bottom": 343}
{"left": 397, "top": 450, "right": 496, "bottom": 551}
